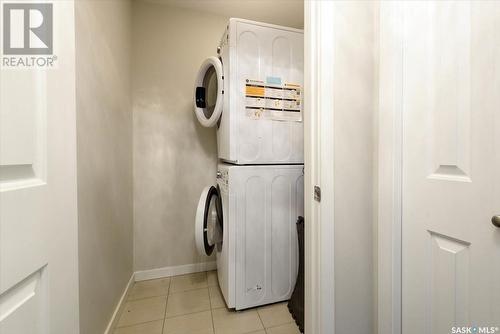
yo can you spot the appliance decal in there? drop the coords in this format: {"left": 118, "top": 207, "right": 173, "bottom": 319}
{"left": 244, "top": 78, "right": 302, "bottom": 122}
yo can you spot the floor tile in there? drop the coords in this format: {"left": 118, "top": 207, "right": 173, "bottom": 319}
{"left": 208, "top": 285, "right": 226, "bottom": 309}
{"left": 113, "top": 320, "right": 163, "bottom": 334}
{"left": 265, "top": 323, "right": 301, "bottom": 334}
{"left": 117, "top": 296, "right": 166, "bottom": 328}
{"left": 207, "top": 271, "right": 218, "bottom": 287}
{"left": 166, "top": 288, "right": 210, "bottom": 318}
{"left": 128, "top": 278, "right": 170, "bottom": 301}
{"left": 257, "top": 302, "right": 294, "bottom": 328}
{"left": 212, "top": 308, "right": 264, "bottom": 334}
{"left": 170, "top": 272, "right": 208, "bottom": 293}
{"left": 163, "top": 310, "right": 214, "bottom": 334}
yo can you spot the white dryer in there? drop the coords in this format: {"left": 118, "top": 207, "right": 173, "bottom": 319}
{"left": 194, "top": 18, "right": 304, "bottom": 165}
{"left": 195, "top": 163, "right": 304, "bottom": 310}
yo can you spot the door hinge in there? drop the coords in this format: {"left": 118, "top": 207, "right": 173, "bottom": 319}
{"left": 314, "top": 185, "right": 321, "bottom": 202}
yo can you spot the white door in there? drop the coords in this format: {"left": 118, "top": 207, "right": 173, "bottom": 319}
{"left": 193, "top": 56, "right": 224, "bottom": 128}
{"left": 195, "top": 184, "right": 223, "bottom": 257}
{"left": 402, "top": 1, "right": 500, "bottom": 333}
{"left": 0, "top": 1, "right": 79, "bottom": 333}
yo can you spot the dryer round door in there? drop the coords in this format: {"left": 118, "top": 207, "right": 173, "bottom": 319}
{"left": 195, "top": 185, "right": 223, "bottom": 256}
{"left": 193, "top": 56, "right": 223, "bottom": 127}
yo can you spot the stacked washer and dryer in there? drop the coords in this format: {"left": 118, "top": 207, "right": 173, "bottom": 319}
{"left": 194, "top": 18, "right": 304, "bottom": 310}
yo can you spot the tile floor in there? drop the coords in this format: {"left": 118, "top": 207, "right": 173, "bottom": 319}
{"left": 114, "top": 271, "right": 301, "bottom": 334}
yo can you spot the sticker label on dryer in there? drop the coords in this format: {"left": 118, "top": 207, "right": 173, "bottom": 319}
{"left": 266, "top": 76, "right": 282, "bottom": 85}
{"left": 244, "top": 78, "right": 302, "bottom": 122}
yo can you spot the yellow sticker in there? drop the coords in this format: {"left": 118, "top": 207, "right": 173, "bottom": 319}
{"left": 246, "top": 86, "right": 265, "bottom": 97}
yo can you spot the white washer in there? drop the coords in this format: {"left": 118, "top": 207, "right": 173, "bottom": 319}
{"left": 195, "top": 163, "right": 304, "bottom": 310}
{"left": 194, "top": 18, "right": 304, "bottom": 165}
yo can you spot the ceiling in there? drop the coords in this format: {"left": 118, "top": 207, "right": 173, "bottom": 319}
{"left": 142, "top": 0, "right": 304, "bottom": 29}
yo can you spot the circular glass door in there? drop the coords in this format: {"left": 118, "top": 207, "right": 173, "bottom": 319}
{"left": 193, "top": 56, "right": 223, "bottom": 127}
{"left": 195, "top": 185, "right": 223, "bottom": 256}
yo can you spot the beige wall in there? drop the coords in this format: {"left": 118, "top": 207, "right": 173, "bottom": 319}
{"left": 332, "top": 2, "right": 377, "bottom": 333}
{"left": 75, "top": 1, "right": 133, "bottom": 333}
{"left": 132, "top": 2, "right": 227, "bottom": 271}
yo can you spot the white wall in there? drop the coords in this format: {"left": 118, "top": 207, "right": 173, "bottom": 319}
{"left": 132, "top": 2, "right": 227, "bottom": 271}
{"left": 75, "top": 1, "right": 134, "bottom": 333}
{"left": 332, "top": 2, "right": 377, "bottom": 333}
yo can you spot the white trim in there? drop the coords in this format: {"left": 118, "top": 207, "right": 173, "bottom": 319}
{"left": 104, "top": 273, "right": 135, "bottom": 334}
{"left": 377, "top": 2, "right": 403, "bottom": 334}
{"left": 304, "top": 1, "right": 336, "bottom": 333}
{"left": 134, "top": 261, "right": 217, "bottom": 282}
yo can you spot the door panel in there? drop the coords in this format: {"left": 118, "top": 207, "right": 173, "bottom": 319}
{"left": 0, "top": 1, "right": 79, "bottom": 333}
{"left": 401, "top": 1, "right": 500, "bottom": 333}
{"left": 427, "top": 2, "right": 471, "bottom": 182}
{"left": 0, "top": 268, "right": 47, "bottom": 333}
{"left": 0, "top": 70, "right": 46, "bottom": 190}
{"left": 428, "top": 232, "right": 470, "bottom": 334}
{"left": 238, "top": 29, "right": 261, "bottom": 162}
{"left": 235, "top": 166, "right": 303, "bottom": 309}
{"left": 271, "top": 175, "right": 292, "bottom": 297}
{"left": 243, "top": 176, "right": 267, "bottom": 304}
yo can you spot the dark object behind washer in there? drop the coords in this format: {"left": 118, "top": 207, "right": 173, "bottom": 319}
{"left": 288, "top": 216, "right": 304, "bottom": 333}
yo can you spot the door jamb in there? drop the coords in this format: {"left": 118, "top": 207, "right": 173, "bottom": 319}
{"left": 377, "top": 2, "right": 403, "bottom": 334}
{"left": 304, "top": 1, "right": 336, "bottom": 333}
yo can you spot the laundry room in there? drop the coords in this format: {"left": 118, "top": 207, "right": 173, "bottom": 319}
{"left": 81, "top": 1, "right": 312, "bottom": 333}
{"left": 130, "top": 1, "right": 307, "bottom": 333}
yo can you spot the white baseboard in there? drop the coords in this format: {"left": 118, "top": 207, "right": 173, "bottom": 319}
{"left": 104, "top": 273, "right": 135, "bottom": 334}
{"left": 134, "top": 261, "right": 217, "bottom": 282}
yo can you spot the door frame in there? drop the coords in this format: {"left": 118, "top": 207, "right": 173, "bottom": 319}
{"left": 304, "top": 1, "right": 336, "bottom": 333}
{"left": 305, "top": 2, "right": 405, "bottom": 333}
{"left": 377, "top": 2, "right": 403, "bottom": 334}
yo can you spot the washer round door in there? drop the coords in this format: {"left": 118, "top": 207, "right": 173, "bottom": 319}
{"left": 195, "top": 185, "right": 223, "bottom": 256}
{"left": 193, "top": 56, "right": 223, "bottom": 127}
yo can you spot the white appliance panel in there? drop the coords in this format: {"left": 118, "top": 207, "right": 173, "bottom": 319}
{"left": 227, "top": 164, "right": 304, "bottom": 309}
{"left": 216, "top": 19, "right": 304, "bottom": 164}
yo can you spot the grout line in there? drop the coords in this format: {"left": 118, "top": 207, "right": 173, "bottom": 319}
{"left": 122, "top": 294, "right": 168, "bottom": 303}
{"left": 255, "top": 306, "right": 266, "bottom": 332}
{"left": 210, "top": 309, "right": 217, "bottom": 334}
{"left": 163, "top": 272, "right": 212, "bottom": 320}
{"left": 161, "top": 278, "right": 171, "bottom": 333}
{"left": 114, "top": 319, "right": 165, "bottom": 330}
{"left": 162, "top": 309, "right": 212, "bottom": 320}
{"left": 162, "top": 290, "right": 212, "bottom": 319}
{"left": 168, "top": 272, "right": 210, "bottom": 295}
{"left": 207, "top": 279, "right": 217, "bottom": 334}
{"left": 264, "top": 321, "right": 296, "bottom": 329}
{"left": 127, "top": 292, "right": 169, "bottom": 302}
{"left": 168, "top": 286, "right": 210, "bottom": 296}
